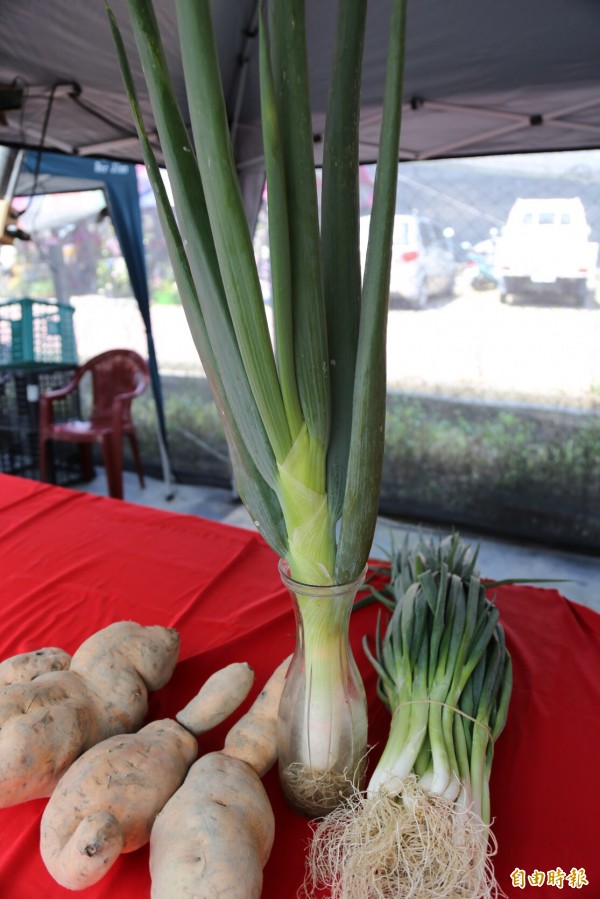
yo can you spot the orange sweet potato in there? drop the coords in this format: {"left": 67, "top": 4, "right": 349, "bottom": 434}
{"left": 0, "top": 621, "right": 179, "bottom": 808}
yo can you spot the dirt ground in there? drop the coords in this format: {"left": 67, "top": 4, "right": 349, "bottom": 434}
{"left": 384, "top": 286, "right": 600, "bottom": 408}
{"left": 71, "top": 285, "right": 600, "bottom": 410}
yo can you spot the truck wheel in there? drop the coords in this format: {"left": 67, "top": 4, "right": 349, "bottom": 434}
{"left": 575, "top": 282, "right": 592, "bottom": 308}
{"left": 500, "top": 291, "right": 515, "bottom": 305}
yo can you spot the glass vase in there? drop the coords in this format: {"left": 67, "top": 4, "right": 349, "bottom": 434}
{"left": 277, "top": 559, "right": 368, "bottom": 817}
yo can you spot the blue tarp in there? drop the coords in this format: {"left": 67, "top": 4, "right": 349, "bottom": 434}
{"left": 20, "top": 150, "right": 172, "bottom": 483}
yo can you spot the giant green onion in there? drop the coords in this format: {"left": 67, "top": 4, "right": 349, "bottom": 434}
{"left": 107, "top": 0, "right": 408, "bottom": 811}
{"left": 307, "top": 534, "right": 512, "bottom": 898}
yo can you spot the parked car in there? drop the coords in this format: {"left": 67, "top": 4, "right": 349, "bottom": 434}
{"left": 360, "top": 213, "right": 456, "bottom": 307}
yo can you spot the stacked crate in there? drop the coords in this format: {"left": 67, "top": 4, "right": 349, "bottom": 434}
{"left": 0, "top": 298, "right": 81, "bottom": 484}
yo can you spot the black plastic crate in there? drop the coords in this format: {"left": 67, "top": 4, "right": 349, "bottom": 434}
{"left": 0, "top": 365, "right": 83, "bottom": 485}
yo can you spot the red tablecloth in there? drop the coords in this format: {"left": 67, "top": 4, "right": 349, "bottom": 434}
{"left": 0, "top": 473, "right": 598, "bottom": 898}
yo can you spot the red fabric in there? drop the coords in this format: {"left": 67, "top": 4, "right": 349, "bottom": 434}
{"left": 0, "top": 473, "right": 598, "bottom": 898}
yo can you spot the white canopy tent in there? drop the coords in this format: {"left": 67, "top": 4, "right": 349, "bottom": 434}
{"left": 1, "top": 0, "right": 599, "bottom": 224}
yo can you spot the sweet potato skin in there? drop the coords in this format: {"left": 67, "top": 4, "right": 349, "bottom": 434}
{"left": 0, "top": 622, "right": 179, "bottom": 807}
{"left": 0, "top": 671, "right": 102, "bottom": 807}
{"left": 150, "top": 752, "right": 275, "bottom": 899}
{"left": 0, "top": 647, "right": 71, "bottom": 686}
{"left": 175, "top": 661, "right": 254, "bottom": 735}
{"left": 40, "top": 719, "right": 197, "bottom": 891}
{"left": 223, "top": 655, "right": 290, "bottom": 777}
{"left": 70, "top": 621, "right": 180, "bottom": 734}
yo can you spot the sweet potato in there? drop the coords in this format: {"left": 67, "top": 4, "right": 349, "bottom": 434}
{"left": 0, "top": 647, "right": 71, "bottom": 686}
{"left": 39, "top": 661, "right": 255, "bottom": 890}
{"left": 150, "top": 656, "right": 290, "bottom": 899}
{"left": 0, "top": 621, "right": 179, "bottom": 808}
{"left": 150, "top": 752, "right": 274, "bottom": 899}
{"left": 40, "top": 720, "right": 198, "bottom": 890}
{"left": 222, "top": 654, "right": 291, "bottom": 777}
{"left": 176, "top": 661, "right": 254, "bottom": 734}
{"left": 68, "top": 621, "right": 179, "bottom": 734}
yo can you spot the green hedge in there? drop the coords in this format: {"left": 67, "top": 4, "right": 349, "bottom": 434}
{"left": 124, "top": 375, "right": 599, "bottom": 550}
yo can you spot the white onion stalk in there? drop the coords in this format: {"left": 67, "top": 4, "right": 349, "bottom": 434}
{"left": 108, "top": 0, "right": 408, "bottom": 814}
{"left": 278, "top": 562, "right": 368, "bottom": 815}
{"left": 306, "top": 535, "right": 512, "bottom": 899}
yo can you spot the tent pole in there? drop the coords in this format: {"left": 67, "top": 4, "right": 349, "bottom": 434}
{"left": 229, "top": 0, "right": 260, "bottom": 148}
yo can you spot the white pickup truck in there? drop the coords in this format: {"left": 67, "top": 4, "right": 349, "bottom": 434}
{"left": 495, "top": 197, "right": 598, "bottom": 306}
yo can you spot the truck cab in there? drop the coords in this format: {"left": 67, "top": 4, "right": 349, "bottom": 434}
{"left": 496, "top": 197, "right": 598, "bottom": 306}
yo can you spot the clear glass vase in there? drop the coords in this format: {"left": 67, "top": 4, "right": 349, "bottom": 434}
{"left": 277, "top": 559, "right": 368, "bottom": 817}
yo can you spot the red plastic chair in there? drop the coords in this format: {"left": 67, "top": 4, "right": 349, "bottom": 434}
{"left": 39, "top": 349, "right": 150, "bottom": 500}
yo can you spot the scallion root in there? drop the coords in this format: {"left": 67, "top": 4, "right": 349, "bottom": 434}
{"left": 304, "top": 777, "right": 502, "bottom": 899}
{"left": 281, "top": 762, "right": 365, "bottom": 817}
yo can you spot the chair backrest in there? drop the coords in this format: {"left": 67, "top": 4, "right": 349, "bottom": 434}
{"left": 81, "top": 349, "right": 150, "bottom": 429}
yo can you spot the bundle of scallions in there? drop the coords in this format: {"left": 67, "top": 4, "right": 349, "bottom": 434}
{"left": 307, "top": 534, "right": 512, "bottom": 899}
{"left": 107, "top": 0, "right": 408, "bottom": 811}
